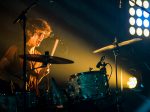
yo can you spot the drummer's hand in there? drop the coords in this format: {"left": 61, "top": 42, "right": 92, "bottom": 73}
{"left": 46, "top": 64, "right": 50, "bottom": 74}
{"left": 38, "top": 64, "right": 51, "bottom": 83}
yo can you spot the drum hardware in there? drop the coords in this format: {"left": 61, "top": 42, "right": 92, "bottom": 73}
{"left": 89, "top": 67, "right": 93, "bottom": 72}
{"left": 93, "top": 37, "right": 145, "bottom": 111}
{"left": 96, "top": 55, "right": 111, "bottom": 95}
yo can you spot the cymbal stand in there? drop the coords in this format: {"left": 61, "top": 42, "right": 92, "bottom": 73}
{"left": 13, "top": 1, "right": 37, "bottom": 111}
{"left": 113, "top": 38, "right": 120, "bottom": 112}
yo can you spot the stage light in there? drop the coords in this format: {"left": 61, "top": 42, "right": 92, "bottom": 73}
{"left": 136, "top": 0, "right": 142, "bottom": 6}
{"left": 143, "top": 19, "right": 149, "bottom": 27}
{"left": 136, "top": 18, "right": 142, "bottom": 26}
{"left": 143, "top": 11, "right": 149, "bottom": 18}
{"left": 136, "top": 28, "right": 142, "bottom": 36}
{"left": 129, "top": 17, "right": 136, "bottom": 25}
{"left": 136, "top": 8, "right": 142, "bottom": 17}
{"left": 129, "top": 7, "right": 136, "bottom": 16}
{"left": 129, "top": 27, "right": 136, "bottom": 35}
{"left": 143, "top": 29, "right": 149, "bottom": 37}
{"left": 129, "top": 0, "right": 150, "bottom": 37}
{"left": 129, "top": 0, "right": 135, "bottom": 6}
{"left": 127, "top": 77, "right": 137, "bottom": 89}
{"left": 143, "top": 0, "right": 149, "bottom": 9}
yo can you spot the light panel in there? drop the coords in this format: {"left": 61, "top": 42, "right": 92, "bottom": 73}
{"left": 129, "top": 0, "right": 150, "bottom": 37}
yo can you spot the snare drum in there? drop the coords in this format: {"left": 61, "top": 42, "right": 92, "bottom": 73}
{"left": 66, "top": 71, "right": 109, "bottom": 101}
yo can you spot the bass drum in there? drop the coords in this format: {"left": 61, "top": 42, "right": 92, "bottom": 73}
{"left": 0, "top": 94, "right": 17, "bottom": 112}
{"left": 66, "top": 71, "right": 109, "bottom": 101}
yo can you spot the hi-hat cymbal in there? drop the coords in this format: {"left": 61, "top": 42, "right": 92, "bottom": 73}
{"left": 93, "top": 38, "right": 143, "bottom": 53}
{"left": 19, "top": 54, "right": 74, "bottom": 64}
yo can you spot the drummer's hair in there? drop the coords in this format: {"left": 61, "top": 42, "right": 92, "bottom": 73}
{"left": 26, "top": 18, "right": 52, "bottom": 40}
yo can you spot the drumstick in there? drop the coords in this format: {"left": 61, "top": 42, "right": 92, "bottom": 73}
{"left": 51, "top": 38, "right": 59, "bottom": 56}
{"left": 38, "top": 38, "right": 59, "bottom": 84}
{"left": 46, "top": 38, "right": 59, "bottom": 91}
{"left": 48, "top": 38, "right": 59, "bottom": 68}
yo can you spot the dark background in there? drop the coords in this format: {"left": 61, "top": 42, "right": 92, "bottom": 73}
{"left": 1, "top": 0, "right": 150, "bottom": 111}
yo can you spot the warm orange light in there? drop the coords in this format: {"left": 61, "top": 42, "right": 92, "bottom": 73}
{"left": 127, "top": 77, "right": 137, "bottom": 89}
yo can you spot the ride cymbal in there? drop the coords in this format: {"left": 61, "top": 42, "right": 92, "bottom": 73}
{"left": 93, "top": 38, "right": 142, "bottom": 53}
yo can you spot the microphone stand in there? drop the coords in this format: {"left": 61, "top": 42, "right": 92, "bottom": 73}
{"left": 13, "top": 1, "right": 37, "bottom": 111}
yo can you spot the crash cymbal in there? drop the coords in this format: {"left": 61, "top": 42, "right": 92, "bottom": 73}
{"left": 19, "top": 54, "right": 74, "bottom": 64}
{"left": 93, "top": 38, "right": 142, "bottom": 53}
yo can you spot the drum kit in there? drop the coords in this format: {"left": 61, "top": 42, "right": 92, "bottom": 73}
{"left": 0, "top": 36, "right": 144, "bottom": 111}
{"left": 0, "top": 0, "right": 145, "bottom": 111}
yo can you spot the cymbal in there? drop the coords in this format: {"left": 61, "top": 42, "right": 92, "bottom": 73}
{"left": 93, "top": 38, "right": 142, "bottom": 53}
{"left": 19, "top": 54, "right": 74, "bottom": 64}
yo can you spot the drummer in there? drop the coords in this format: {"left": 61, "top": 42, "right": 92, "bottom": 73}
{"left": 0, "top": 18, "right": 52, "bottom": 95}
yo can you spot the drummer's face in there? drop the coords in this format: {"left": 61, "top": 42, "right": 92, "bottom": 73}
{"left": 30, "top": 31, "right": 46, "bottom": 47}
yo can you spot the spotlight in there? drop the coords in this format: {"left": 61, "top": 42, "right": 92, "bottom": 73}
{"left": 129, "top": 7, "right": 135, "bottom": 16}
{"left": 143, "top": 11, "right": 149, "bottom": 18}
{"left": 127, "top": 77, "right": 137, "bottom": 89}
{"left": 143, "top": 19, "right": 149, "bottom": 27}
{"left": 136, "top": 0, "right": 142, "bottom": 6}
{"left": 143, "top": 29, "right": 149, "bottom": 37}
{"left": 136, "top": 28, "right": 142, "bottom": 36}
{"left": 136, "top": 9, "right": 142, "bottom": 17}
{"left": 143, "top": 0, "right": 149, "bottom": 9}
{"left": 129, "top": 0, "right": 135, "bottom": 6}
{"left": 129, "top": 17, "right": 135, "bottom": 25}
{"left": 136, "top": 18, "right": 142, "bottom": 26}
{"left": 129, "top": 27, "right": 136, "bottom": 35}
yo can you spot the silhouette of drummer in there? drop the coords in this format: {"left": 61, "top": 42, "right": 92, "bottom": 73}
{"left": 0, "top": 18, "right": 52, "bottom": 95}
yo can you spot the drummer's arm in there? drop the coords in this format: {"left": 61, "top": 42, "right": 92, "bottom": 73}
{"left": 0, "top": 57, "right": 10, "bottom": 70}
{"left": 0, "top": 45, "right": 18, "bottom": 70}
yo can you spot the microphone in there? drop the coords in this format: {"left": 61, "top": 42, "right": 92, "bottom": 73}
{"left": 96, "top": 56, "right": 105, "bottom": 68}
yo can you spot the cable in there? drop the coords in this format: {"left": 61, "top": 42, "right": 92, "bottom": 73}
{"left": 106, "top": 63, "right": 113, "bottom": 81}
